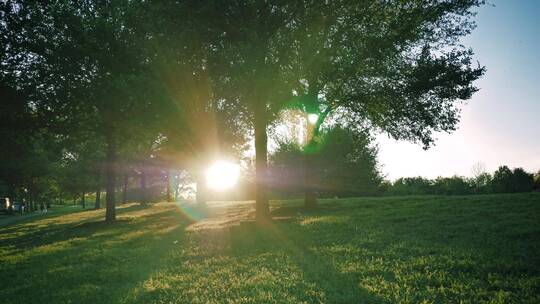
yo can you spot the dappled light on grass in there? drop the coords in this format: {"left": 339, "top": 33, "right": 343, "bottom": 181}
{"left": 299, "top": 215, "right": 350, "bottom": 226}
{"left": 175, "top": 200, "right": 256, "bottom": 231}
{"left": 1, "top": 194, "right": 540, "bottom": 303}
{"left": 188, "top": 204, "right": 254, "bottom": 231}
{"left": 0, "top": 202, "right": 191, "bottom": 303}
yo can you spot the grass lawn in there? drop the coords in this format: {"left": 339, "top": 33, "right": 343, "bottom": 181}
{"left": 0, "top": 193, "right": 539, "bottom": 303}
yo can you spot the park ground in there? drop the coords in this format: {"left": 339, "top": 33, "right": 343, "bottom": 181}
{"left": 0, "top": 193, "right": 539, "bottom": 303}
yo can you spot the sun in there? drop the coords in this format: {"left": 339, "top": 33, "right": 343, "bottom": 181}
{"left": 205, "top": 160, "right": 240, "bottom": 190}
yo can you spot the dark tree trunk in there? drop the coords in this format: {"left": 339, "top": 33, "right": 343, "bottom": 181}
{"left": 81, "top": 192, "right": 86, "bottom": 209}
{"left": 140, "top": 168, "right": 147, "bottom": 206}
{"left": 166, "top": 170, "right": 172, "bottom": 202}
{"left": 105, "top": 137, "right": 117, "bottom": 222}
{"left": 95, "top": 189, "right": 101, "bottom": 209}
{"left": 122, "top": 174, "right": 128, "bottom": 204}
{"left": 254, "top": 103, "right": 270, "bottom": 221}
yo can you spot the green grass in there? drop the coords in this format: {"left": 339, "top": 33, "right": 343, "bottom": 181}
{"left": 0, "top": 193, "right": 539, "bottom": 303}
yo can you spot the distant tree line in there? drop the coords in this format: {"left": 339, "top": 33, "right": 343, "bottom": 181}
{"left": 382, "top": 166, "right": 540, "bottom": 196}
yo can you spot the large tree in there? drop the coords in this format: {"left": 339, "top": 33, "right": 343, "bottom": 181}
{"left": 212, "top": 1, "right": 301, "bottom": 220}
{"left": 2, "top": 1, "right": 166, "bottom": 221}
{"left": 212, "top": 0, "right": 485, "bottom": 217}
{"left": 285, "top": 0, "right": 486, "bottom": 207}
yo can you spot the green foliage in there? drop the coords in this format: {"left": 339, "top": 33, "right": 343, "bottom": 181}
{"left": 269, "top": 140, "right": 307, "bottom": 197}
{"left": 492, "top": 166, "right": 535, "bottom": 194}
{"left": 270, "top": 126, "right": 381, "bottom": 197}
{"left": 386, "top": 166, "right": 536, "bottom": 196}
{"left": 534, "top": 171, "right": 540, "bottom": 191}
{"left": 390, "top": 177, "right": 434, "bottom": 195}
{"left": 511, "top": 168, "right": 535, "bottom": 193}
{"left": 432, "top": 176, "right": 473, "bottom": 195}
{"left": 2, "top": 0, "right": 488, "bottom": 216}
{"left": 0, "top": 80, "right": 64, "bottom": 202}
{"left": 286, "top": 0, "right": 486, "bottom": 148}
{"left": 1, "top": 193, "right": 539, "bottom": 303}
{"left": 492, "top": 166, "right": 514, "bottom": 193}
{"left": 471, "top": 172, "right": 493, "bottom": 194}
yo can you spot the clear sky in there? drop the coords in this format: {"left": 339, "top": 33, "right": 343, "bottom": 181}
{"left": 377, "top": 0, "right": 540, "bottom": 180}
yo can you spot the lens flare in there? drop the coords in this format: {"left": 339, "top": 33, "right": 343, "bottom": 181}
{"left": 308, "top": 113, "right": 318, "bottom": 124}
{"left": 206, "top": 161, "right": 240, "bottom": 190}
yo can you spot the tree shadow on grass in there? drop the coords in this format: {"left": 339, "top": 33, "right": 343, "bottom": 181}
{"left": 270, "top": 204, "right": 361, "bottom": 221}
{"left": 119, "top": 195, "right": 540, "bottom": 303}
{"left": 230, "top": 221, "right": 385, "bottom": 303}
{"left": 0, "top": 205, "right": 193, "bottom": 304}
{"left": 0, "top": 203, "right": 164, "bottom": 252}
{"left": 264, "top": 198, "right": 540, "bottom": 303}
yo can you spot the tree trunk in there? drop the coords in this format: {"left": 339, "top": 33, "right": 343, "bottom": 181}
{"left": 166, "top": 170, "right": 172, "bottom": 202}
{"left": 254, "top": 102, "right": 270, "bottom": 221}
{"left": 140, "top": 168, "right": 147, "bottom": 206}
{"left": 81, "top": 192, "right": 86, "bottom": 209}
{"left": 105, "top": 137, "right": 117, "bottom": 222}
{"left": 122, "top": 174, "right": 128, "bottom": 204}
{"left": 95, "top": 189, "right": 101, "bottom": 209}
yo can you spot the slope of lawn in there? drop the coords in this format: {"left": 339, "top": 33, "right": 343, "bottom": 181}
{"left": 0, "top": 193, "right": 539, "bottom": 303}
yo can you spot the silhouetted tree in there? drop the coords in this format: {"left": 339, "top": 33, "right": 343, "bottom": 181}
{"left": 492, "top": 166, "right": 515, "bottom": 193}
{"left": 511, "top": 168, "right": 534, "bottom": 193}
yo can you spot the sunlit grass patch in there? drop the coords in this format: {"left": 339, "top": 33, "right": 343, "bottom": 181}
{"left": 299, "top": 215, "right": 349, "bottom": 226}
{"left": 1, "top": 193, "right": 539, "bottom": 303}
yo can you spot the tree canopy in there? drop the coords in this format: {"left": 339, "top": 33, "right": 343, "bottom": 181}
{"left": 1, "top": 0, "right": 488, "bottom": 221}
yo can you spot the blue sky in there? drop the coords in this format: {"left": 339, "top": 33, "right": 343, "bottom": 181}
{"left": 377, "top": 0, "right": 540, "bottom": 179}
